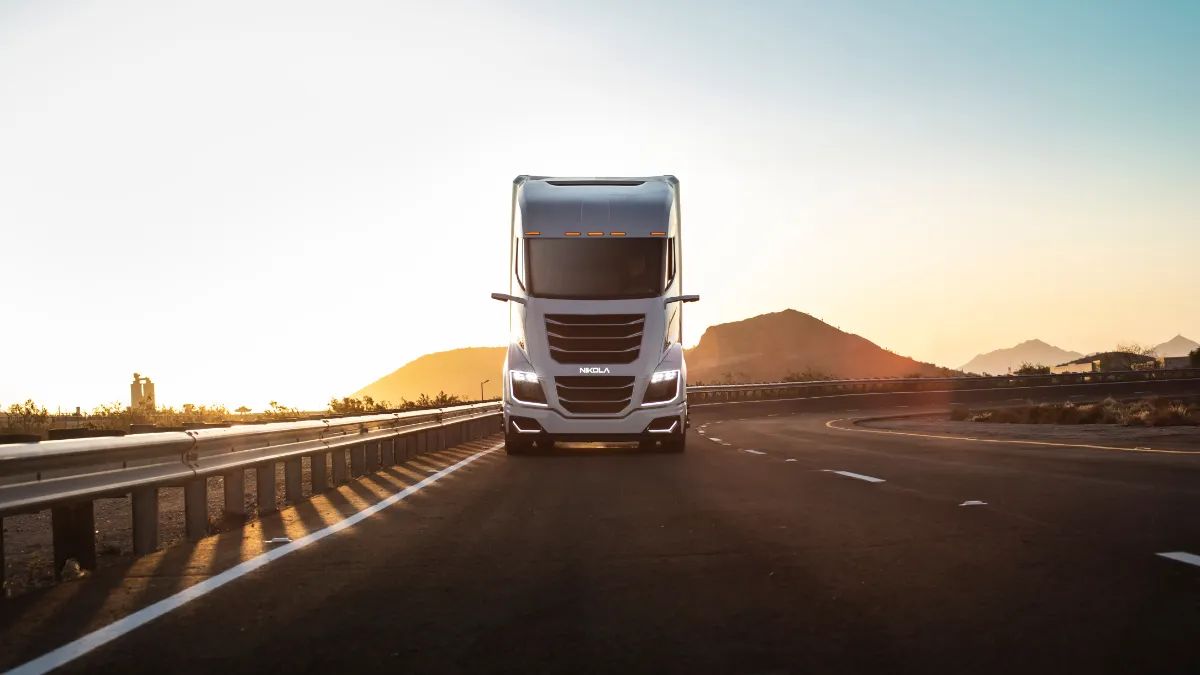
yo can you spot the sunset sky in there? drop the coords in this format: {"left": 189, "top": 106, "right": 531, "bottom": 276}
{"left": 2, "top": 0, "right": 1197, "bottom": 411}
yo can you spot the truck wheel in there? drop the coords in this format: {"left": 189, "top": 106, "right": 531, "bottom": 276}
{"left": 659, "top": 435, "right": 686, "bottom": 453}
{"left": 505, "top": 433, "right": 534, "bottom": 455}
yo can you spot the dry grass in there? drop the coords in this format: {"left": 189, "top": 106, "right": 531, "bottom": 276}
{"left": 957, "top": 397, "right": 1199, "bottom": 427}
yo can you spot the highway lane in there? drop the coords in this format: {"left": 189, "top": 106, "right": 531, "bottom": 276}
{"left": 3, "top": 404, "right": 1200, "bottom": 675}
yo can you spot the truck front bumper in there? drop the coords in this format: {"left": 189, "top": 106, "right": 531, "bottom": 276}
{"left": 505, "top": 401, "right": 687, "bottom": 441}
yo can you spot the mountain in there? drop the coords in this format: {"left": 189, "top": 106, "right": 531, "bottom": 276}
{"left": 958, "top": 339, "right": 1083, "bottom": 375}
{"left": 1153, "top": 335, "right": 1199, "bottom": 358}
{"left": 352, "top": 346, "right": 506, "bottom": 404}
{"left": 684, "top": 309, "right": 958, "bottom": 383}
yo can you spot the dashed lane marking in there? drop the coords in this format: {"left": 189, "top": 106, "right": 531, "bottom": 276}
{"left": 742, "top": 449, "right": 766, "bottom": 455}
{"left": 1158, "top": 552, "right": 1200, "bottom": 568}
{"left": 709, "top": 437, "right": 723, "bottom": 443}
{"left": 824, "top": 470, "right": 885, "bottom": 483}
{"left": 825, "top": 418, "right": 1198, "bottom": 455}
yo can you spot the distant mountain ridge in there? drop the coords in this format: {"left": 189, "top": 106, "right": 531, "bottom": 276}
{"left": 353, "top": 346, "right": 506, "bottom": 404}
{"left": 349, "top": 318, "right": 1191, "bottom": 401}
{"left": 684, "top": 309, "right": 958, "bottom": 382}
{"left": 1153, "top": 335, "right": 1199, "bottom": 358}
{"left": 959, "top": 339, "right": 1083, "bottom": 375}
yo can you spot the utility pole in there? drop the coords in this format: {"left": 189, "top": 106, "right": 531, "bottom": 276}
{"left": 480, "top": 379, "right": 490, "bottom": 403}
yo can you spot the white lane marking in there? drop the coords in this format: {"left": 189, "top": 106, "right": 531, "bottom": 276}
{"left": 698, "top": 430, "right": 705, "bottom": 435}
{"left": 846, "top": 409, "right": 858, "bottom": 412}
{"left": 1008, "top": 398, "right": 1024, "bottom": 402}
{"left": 742, "top": 449, "right": 766, "bottom": 455}
{"left": 895, "top": 405, "right": 907, "bottom": 408}
{"left": 5, "top": 443, "right": 501, "bottom": 675}
{"left": 785, "top": 458, "right": 797, "bottom": 462}
{"left": 960, "top": 500, "right": 987, "bottom": 506}
{"left": 709, "top": 437, "right": 723, "bottom": 442}
{"left": 767, "top": 413, "right": 778, "bottom": 417}
{"left": 1158, "top": 552, "right": 1200, "bottom": 567}
{"left": 721, "top": 442, "right": 732, "bottom": 446}
{"left": 824, "top": 470, "right": 885, "bottom": 483}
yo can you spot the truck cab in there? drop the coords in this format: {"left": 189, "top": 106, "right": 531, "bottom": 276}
{"left": 491, "top": 176, "right": 698, "bottom": 454}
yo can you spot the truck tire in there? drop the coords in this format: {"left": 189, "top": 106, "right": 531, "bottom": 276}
{"left": 659, "top": 435, "right": 686, "bottom": 453}
{"left": 504, "top": 433, "right": 534, "bottom": 455}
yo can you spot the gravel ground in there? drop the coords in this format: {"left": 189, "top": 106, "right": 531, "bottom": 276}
{"left": 1, "top": 439, "right": 460, "bottom": 598}
{"left": 862, "top": 415, "right": 1200, "bottom": 451}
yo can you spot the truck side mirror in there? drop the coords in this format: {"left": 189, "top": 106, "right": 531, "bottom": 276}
{"left": 491, "top": 292, "right": 526, "bottom": 305}
{"left": 663, "top": 294, "right": 699, "bottom": 306}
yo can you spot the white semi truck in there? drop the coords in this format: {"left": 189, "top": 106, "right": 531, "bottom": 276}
{"left": 491, "top": 176, "right": 699, "bottom": 455}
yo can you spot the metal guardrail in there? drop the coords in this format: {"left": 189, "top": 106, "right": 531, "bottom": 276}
{"left": 3, "top": 368, "right": 1198, "bottom": 588}
{"left": 0, "top": 402, "right": 503, "bottom": 585}
{"left": 685, "top": 368, "right": 1200, "bottom": 403}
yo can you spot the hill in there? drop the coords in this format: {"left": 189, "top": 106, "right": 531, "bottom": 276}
{"left": 959, "top": 339, "right": 1083, "bottom": 375}
{"left": 1153, "top": 335, "right": 1199, "bottom": 358}
{"left": 352, "top": 346, "right": 507, "bottom": 404}
{"left": 684, "top": 309, "right": 958, "bottom": 383}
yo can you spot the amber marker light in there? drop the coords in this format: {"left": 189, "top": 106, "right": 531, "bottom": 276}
{"left": 565, "top": 232, "right": 581, "bottom": 236}
{"left": 524, "top": 231, "right": 540, "bottom": 236}
{"left": 610, "top": 232, "right": 626, "bottom": 236}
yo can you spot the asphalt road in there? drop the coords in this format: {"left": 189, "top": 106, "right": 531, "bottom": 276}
{"left": 3, "top": 400, "right": 1200, "bottom": 675}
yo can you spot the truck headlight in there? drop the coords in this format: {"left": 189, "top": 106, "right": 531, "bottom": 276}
{"left": 509, "top": 369, "right": 547, "bottom": 405}
{"left": 642, "top": 369, "right": 680, "bottom": 405}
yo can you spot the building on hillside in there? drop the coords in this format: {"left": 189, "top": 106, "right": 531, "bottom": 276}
{"left": 1051, "top": 360, "right": 1097, "bottom": 374}
{"left": 1160, "top": 356, "right": 1192, "bottom": 370}
{"left": 1052, "top": 351, "right": 1158, "bottom": 373}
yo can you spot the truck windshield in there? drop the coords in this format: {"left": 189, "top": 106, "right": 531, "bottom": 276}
{"left": 526, "top": 238, "right": 666, "bottom": 299}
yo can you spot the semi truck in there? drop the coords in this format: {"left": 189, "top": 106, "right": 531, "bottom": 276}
{"left": 491, "top": 175, "right": 699, "bottom": 455}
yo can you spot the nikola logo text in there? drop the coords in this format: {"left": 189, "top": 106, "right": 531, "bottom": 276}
{"left": 579, "top": 367, "right": 611, "bottom": 374}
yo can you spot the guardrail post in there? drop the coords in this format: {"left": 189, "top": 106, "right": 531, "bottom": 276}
{"left": 405, "top": 433, "right": 416, "bottom": 461}
{"left": 285, "top": 458, "right": 303, "bottom": 503}
{"left": 184, "top": 478, "right": 208, "bottom": 541}
{"left": 417, "top": 431, "right": 428, "bottom": 456}
{"left": 382, "top": 438, "right": 395, "bottom": 466}
{"left": 132, "top": 487, "right": 158, "bottom": 555}
{"left": 332, "top": 449, "right": 347, "bottom": 484}
{"left": 224, "top": 469, "right": 246, "bottom": 520}
{"left": 366, "top": 441, "right": 380, "bottom": 472}
{"left": 51, "top": 502, "right": 96, "bottom": 580}
{"left": 310, "top": 452, "right": 328, "bottom": 493}
{"left": 436, "top": 427, "right": 446, "bottom": 452}
{"left": 257, "top": 464, "right": 277, "bottom": 515}
{"left": 350, "top": 444, "right": 366, "bottom": 477}
{"left": 1, "top": 518, "right": 6, "bottom": 588}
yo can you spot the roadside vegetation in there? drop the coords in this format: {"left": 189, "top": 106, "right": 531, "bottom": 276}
{"left": 2, "top": 392, "right": 474, "bottom": 438}
{"left": 949, "top": 397, "right": 1199, "bottom": 427}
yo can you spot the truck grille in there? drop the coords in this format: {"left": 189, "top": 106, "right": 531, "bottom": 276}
{"left": 554, "top": 376, "right": 636, "bottom": 415}
{"left": 544, "top": 314, "right": 644, "bottom": 365}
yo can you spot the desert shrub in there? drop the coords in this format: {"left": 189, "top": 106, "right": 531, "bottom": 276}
{"left": 1149, "top": 403, "right": 1197, "bottom": 427}
{"left": 1015, "top": 362, "right": 1051, "bottom": 375}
